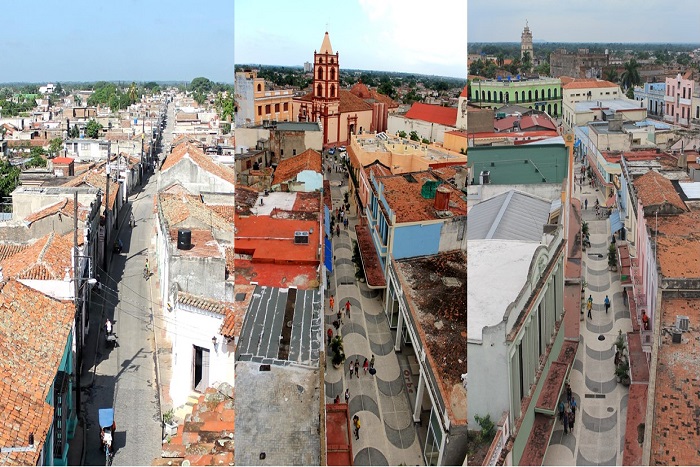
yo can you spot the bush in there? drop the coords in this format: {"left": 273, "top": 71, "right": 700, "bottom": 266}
{"left": 330, "top": 335, "right": 345, "bottom": 366}
{"left": 474, "top": 413, "right": 496, "bottom": 442}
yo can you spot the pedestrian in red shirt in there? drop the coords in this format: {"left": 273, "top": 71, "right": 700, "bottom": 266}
{"left": 363, "top": 358, "right": 369, "bottom": 375}
{"left": 327, "top": 328, "right": 333, "bottom": 346}
{"left": 345, "top": 300, "right": 351, "bottom": 319}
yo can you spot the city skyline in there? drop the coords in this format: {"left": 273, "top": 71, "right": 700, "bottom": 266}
{"left": 0, "top": 0, "right": 234, "bottom": 83}
{"left": 235, "top": 0, "right": 467, "bottom": 79}
{"left": 468, "top": 0, "right": 700, "bottom": 44}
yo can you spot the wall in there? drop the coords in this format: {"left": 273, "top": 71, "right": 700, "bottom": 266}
{"left": 159, "top": 158, "right": 235, "bottom": 194}
{"left": 169, "top": 255, "right": 227, "bottom": 302}
{"left": 294, "top": 169, "right": 324, "bottom": 192}
{"left": 234, "top": 127, "right": 270, "bottom": 151}
{"left": 387, "top": 116, "right": 453, "bottom": 144}
{"left": 392, "top": 223, "right": 442, "bottom": 259}
{"left": 437, "top": 216, "right": 468, "bottom": 253}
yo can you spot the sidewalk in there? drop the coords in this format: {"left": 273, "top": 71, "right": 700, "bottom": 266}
{"left": 544, "top": 163, "right": 632, "bottom": 465}
{"left": 323, "top": 157, "right": 423, "bottom": 466}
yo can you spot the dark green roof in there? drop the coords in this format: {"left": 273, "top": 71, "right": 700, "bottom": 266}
{"left": 469, "top": 143, "right": 568, "bottom": 185}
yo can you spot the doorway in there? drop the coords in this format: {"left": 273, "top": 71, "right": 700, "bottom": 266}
{"left": 193, "top": 345, "right": 210, "bottom": 392}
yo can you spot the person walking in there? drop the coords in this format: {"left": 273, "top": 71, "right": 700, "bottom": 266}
{"left": 336, "top": 224, "right": 340, "bottom": 237}
{"left": 568, "top": 407, "right": 575, "bottom": 432}
{"left": 563, "top": 410, "right": 569, "bottom": 434}
{"left": 327, "top": 327, "right": 333, "bottom": 346}
{"left": 604, "top": 295, "right": 610, "bottom": 314}
{"left": 353, "top": 415, "right": 360, "bottom": 440}
{"left": 345, "top": 389, "right": 350, "bottom": 404}
{"left": 570, "top": 397, "right": 577, "bottom": 417}
{"left": 354, "top": 358, "right": 359, "bottom": 378}
{"left": 329, "top": 294, "right": 335, "bottom": 312}
{"left": 334, "top": 395, "right": 340, "bottom": 404}
{"left": 363, "top": 358, "right": 369, "bottom": 375}
{"left": 345, "top": 300, "right": 351, "bottom": 319}
{"left": 349, "top": 360, "right": 354, "bottom": 379}
{"left": 337, "top": 309, "right": 343, "bottom": 325}
{"left": 587, "top": 299, "right": 593, "bottom": 320}
{"left": 566, "top": 383, "right": 572, "bottom": 404}
{"left": 584, "top": 198, "right": 588, "bottom": 210}
{"left": 559, "top": 401, "right": 565, "bottom": 422}
{"left": 370, "top": 355, "right": 375, "bottom": 370}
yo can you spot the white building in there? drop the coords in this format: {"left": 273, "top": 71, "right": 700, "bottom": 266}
{"left": 64, "top": 138, "right": 111, "bottom": 162}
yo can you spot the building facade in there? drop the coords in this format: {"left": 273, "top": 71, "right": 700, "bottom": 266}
{"left": 550, "top": 49, "right": 609, "bottom": 79}
{"left": 664, "top": 73, "right": 695, "bottom": 127}
{"left": 469, "top": 77, "right": 563, "bottom": 116}
{"left": 633, "top": 82, "right": 666, "bottom": 117}
{"left": 521, "top": 22, "right": 533, "bottom": 66}
{"left": 234, "top": 70, "right": 294, "bottom": 127}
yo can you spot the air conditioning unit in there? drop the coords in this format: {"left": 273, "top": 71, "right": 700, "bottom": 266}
{"left": 671, "top": 329, "right": 682, "bottom": 344}
{"left": 675, "top": 315, "right": 690, "bottom": 332}
{"left": 294, "top": 231, "right": 309, "bottom": 244}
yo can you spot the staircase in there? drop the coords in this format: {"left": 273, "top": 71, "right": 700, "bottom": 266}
{"left": 172, "top": 392, "right": 201, "bottom": 422}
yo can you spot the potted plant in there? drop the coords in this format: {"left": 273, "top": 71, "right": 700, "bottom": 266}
{"left": 615, "top": 357, "right": 631, "bottom": 386}
{"left": 608, "top": 244, "right": 618, "bottom": 271}
{"left": 162, "top": 409, "right": 177, "bottom": 437}
{"left": 330, "top": 335, "right": 345, "bottom": 369}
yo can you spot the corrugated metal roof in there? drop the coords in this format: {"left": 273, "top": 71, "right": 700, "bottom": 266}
{"left": 468, "top": 189, "right": 552, "bottom": 241}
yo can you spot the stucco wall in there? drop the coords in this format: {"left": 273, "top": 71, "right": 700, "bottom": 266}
{"left": 169, "top": 255, "right": 228, "bottom": 302}
{"left": 387, "top": 116, "right": 452, "bottom": 144}
{"left": 392, "top": 223, "right": 442, "bottom": 259}
{"left": 158, "top": 158, "right": 235, "bottom": 194}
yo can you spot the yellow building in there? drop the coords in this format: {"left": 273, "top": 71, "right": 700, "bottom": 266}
{"left": 293, "top": 32, "right": 373, "bottom": 148}
{"left": 234, "top": 69, "right": 294, "bottom": 127}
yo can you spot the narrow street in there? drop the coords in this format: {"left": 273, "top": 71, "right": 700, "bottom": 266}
{"left": 544, "top": 162, "right": 632, "bottom": 465}
{"left": 324, "top": 154, "right": 424, "bottom": 466}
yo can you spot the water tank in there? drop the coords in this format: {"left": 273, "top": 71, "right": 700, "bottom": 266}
{"left": 177, "top": 229, "right": 191, "bottom": 250}
{"left": 434, "top": 186, "right": 451, "bottom": 211}
{"left": 294, "top": 231, "right": 309, "bottom": 244}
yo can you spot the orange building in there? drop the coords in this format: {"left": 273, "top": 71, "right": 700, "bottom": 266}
{"left": 234, "top": 69, "right": 294, "bottom": 127}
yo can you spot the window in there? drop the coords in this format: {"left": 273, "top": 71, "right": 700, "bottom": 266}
{"left": 330, "top": 84, "right": 336, "bottom": 97}
{"left": 330, "top": 68, "right": 336, "bottom": 80}
{"left": 275, "top": 103, "right": 280, "bottom": 112}
{"left": 317, "top": 83, "right": 323, "bottom": 97}
{"left": 265, "top": 104, "right": 271, "bottom": 114}
{"left": 258, "top": 106, "right": 262, "bottom": 116}
{"left": 293, "top": 149, "right": 296, "bottom": 156}
{"left": 317, "top": 67, "right": 324, "bottom": 80}
{"left": 283, "top": 102, "right": 288, "bottom": 111}
{"left": 80, "top": 143, "right": 89, "bottom": 150}
{"left": 257, "top": 83, "right": 262, "bottom": 92}
{"left": 281, "top": 149, "right": 284, "bottom": 156}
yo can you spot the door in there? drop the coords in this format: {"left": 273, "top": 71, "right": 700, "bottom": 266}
{"left": 193, "top": 346, "right": 210, "bottom": 392}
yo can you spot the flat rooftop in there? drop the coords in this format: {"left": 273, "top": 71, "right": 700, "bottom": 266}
{"left": 234, "top": 360, "right": 320, "bottom": 465}
{"left": 395, "top": 250, "right": 467, "bottom": 422}
{"left": 575, "top": 99, "right": 644, "bottom": 113}
{"left": 275, "top": 121, "right": 321, "bottom": 132}
{"left": 467, "top": 239, "right": 541, "bottom": 341}
{"left": 236, "top": 285, "right": 322, "bottom": 366}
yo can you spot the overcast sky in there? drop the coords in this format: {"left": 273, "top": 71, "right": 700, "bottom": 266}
{"left": 0, "top": 0, "right": 234, "bottom": 83}
{"left": 468, "top": 0, "right": 700, "bottom": 43}
{"left": 235, "top": 0, "right": 467, "bottom": 79}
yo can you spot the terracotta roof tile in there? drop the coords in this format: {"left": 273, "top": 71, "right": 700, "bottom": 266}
{"left": 404, "top": 103, "right": 457, "bottom": 127}
{"left": 377, "top": 172, "right": 467, "bottom": 223}
{"left": 563, "top": 79, "right": 618, "bottom": 89}
{"left": 177, "top": 291, "right": 231, "bottom": 316}
{"left": 161, "top": 142, "right": 236, "bottom": 188}
{"left": 272, "top": 149, "right": 322, "bottom": 186}
{"left": 24, "top": 198, "right": 89, "bottom": 224}
{"left": 656, "top": 210, "right": 700, "bottom": 278}
{"left": 221, "top": 283, "right": 252, "bottom": 338}
{"left": 61, "top": 168, "right": 119, "bottom": 210}
{"left": 651, "top": 297, "right": 700, "bottom": 465}
{"left": 0, "top": 232, "right": 74, "bottom": 280}
{"left": 0, "top": 243, "right": 29, "bottom": 262}
{"left": 633, "top": 170, "right": 687, "bottom": 213}
{"left": 338, "top": 89, "right": 373, "bottom": 113}
{"left": 354, "top": 225, "right": 387, "bottom": 287}
{"left": 159, "top": 192, "right": 233, "bottom": 233}
{"left": 207, "top": 204, "right": 237, "bottom": 223}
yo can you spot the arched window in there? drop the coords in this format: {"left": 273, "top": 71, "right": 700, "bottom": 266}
{"left": 487, "top": 91, "right": 491, "bottom": 101}
{"left": 554, "top": 103, "right": 558, "bottom": 115}
{"left": 548, "top": 89, "right": 551, "bottom": 99}
{"left": 548, "top": 104, "right": 552, "bottom": 114}
{"left": 554, "top": 88, "right": 558, "bottom": 99}
{"left": 330, "top": 68, "right": 336, "bottom": 80}
{"left": 330, "top": 57, "right": 334, "bottom": 64}
{"left": 482, "top": 90, "right": 486, "bottom": 101}
{"left": 521, "top": 91, "right": 525, "bottom": 101}
{"left": 535, "top": 90, "right": 539, "bottom": 100}
{"left": 529, "top": 90, "right": 532, "bottom": 101}
{"left": 317, "top": 84, "right": 323, "bottom": 97}
{"left": 515, "top": 92, "right": 519, "bottom": 103}
{"left": 317, "top": 67, "right": 324, "bottom": 80}
{"left": 257, "top": 83, "right": 262, "bottom": 92}
{"left": 500, "top": 91, "right": 503, "bottom": 103}
{"left": 330, "top": 84, "right": 336, "bottom": 97}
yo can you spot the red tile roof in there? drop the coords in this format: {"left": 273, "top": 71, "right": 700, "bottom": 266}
{"left": 159, "top": 192, "right": 232, "bottom": 232}
{"left": 0, "top": 243, "right": 29, "bottom": 262}
{"left": 520, "top": 114, "right": 557, "bottom": 131}
{"left": 338, "top": 89, "right": 373, "bottom": 113}
{"left": 272, "top": 149, "right": 322, "bottom": 186}
{"left": 460, "top": 85, "right": 468, "bottom": 98}
{"left": 354, "top": 224, "right": 386, "bottom": 288}
{"left": 161, "top": 142, "right": 237, "bottom": 188}
{"left": 61, "top": 168, "right": 119, "bottom": 210}
{"left": 0, "top": 232, "right": 74, "bottom": 280}
{"left": 24, "top": 198, "right": 88, "bottom": 224}
{"left": 633, "top": 170, "right": 687, "bottom": 213}
{"left": 292, "top": 192, "right": 321, "bottom": 213}
{"left": 378, "top": 172, "right": 467, "bottom": 223}
{"left": 404, "top": 103, "right": 457, "bottom": 127}
{"left": 655, "top": 210, "right": 700, "bottom": 278}
{"left": 52, "top": 157, "right": 74, "bottom": 165}
{"left": 563, "top": 79, "right": 618, "bottom": 90}
{"left": 221, "top": 284, "right": 254, "bottom": 338}
{"left": 167, "top": 229, "right": 223, "bottom": 259}
{"left": 651, "top": 297, "right": 700, "bottom": 465}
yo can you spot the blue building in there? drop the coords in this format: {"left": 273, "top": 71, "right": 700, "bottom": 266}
{"left": 633, "top": 82, "right": 665, "bottom": 117}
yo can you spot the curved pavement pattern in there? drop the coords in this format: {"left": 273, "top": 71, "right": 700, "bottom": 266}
{"left": 325, "top": 164, "right": 423, "bottom": 466}
{"left": 545, "top": 166, "right": 632, "bottom": 466}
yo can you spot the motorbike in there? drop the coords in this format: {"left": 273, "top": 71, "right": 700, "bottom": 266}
{"left": 98, "top": 408, "right": 115, "bottom": 465}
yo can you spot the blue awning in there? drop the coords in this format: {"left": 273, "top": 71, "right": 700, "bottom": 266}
{"left": 574, "top": 139, "right": 581, "bottom": 148}
{"left": 324, "top": 237, "right": 333, "bottom": 273}
{"left": 609, "top": 210, "right": 623, "bottom": 233}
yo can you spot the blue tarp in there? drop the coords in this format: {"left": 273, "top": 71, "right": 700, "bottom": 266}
{"left": 324, "top": 205, "right": 331, "bottom": 237}
{"left": 324, "top": 237, "right": 333, "bottom": 273}
{"left": 609, "top": 210, "right": 623, "bottom": 233}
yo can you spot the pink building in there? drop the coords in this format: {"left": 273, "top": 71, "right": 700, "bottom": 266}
{"left": 664, "top": 72, "right": 694, "bottom": 126}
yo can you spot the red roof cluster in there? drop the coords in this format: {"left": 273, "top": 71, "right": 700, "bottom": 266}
{"left": 272, "top": 149, "right": 322, "bottom": 186}
{"left": 404, "top": 103, "right": 457, "bottom": 127}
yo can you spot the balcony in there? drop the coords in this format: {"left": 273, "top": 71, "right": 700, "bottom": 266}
{"left": 679, "top": 97, "right": 691, "bottom": 106}
{"left": 663, "top": 95, "right": 674, "bottom": 103}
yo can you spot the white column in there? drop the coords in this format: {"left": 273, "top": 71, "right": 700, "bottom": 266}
{"left": 394, "top": 306, "right": 403, "bottom": 352}
{"left": 413, "top": 370, "right": 425, "bottom": 423}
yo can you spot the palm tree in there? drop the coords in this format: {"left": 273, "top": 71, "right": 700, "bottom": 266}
{"left": 496, "top": 52, "right": 505, "bottom": 68}
{"left": 128, "top": 82, "right": 137, "bottom": 104}
{"left": 620, "top": 60, "right": 641, "bottom": 91}
{"left": 604, "top": 68, "right": 619, "bottom": 83}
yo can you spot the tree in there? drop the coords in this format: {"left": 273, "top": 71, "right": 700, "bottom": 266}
{"left": 48, "top": 137, "right": 63, "bottom": 158}
{"left": 604, "top": 68, "right": 619, "bottom": 83}
{"left": 74, "top": 94, "right": 82, "bottom": 106}
{"left": 190, "top": 77, "right": 213, "bottom": 94}
{"left": 397, "top": 130, "right": 407, "bottom": 138}
{"left": 496, "top": 52, "right": 505, "bottom": 68}
{"left": 535, "top": 62, "right": 550, "bottom": 76}
{"left": 27, "top": 147, "right": 47, "bottom": 168}
{"left": 409, "top": 131, "right": 420, "bottom": 141}
{"left": 85, "top": 119, "right": 103, "bottom": 139}
{"left": 0, "top": 160, "right": 20, "bottom": 201}
{"left": 54, "top": 82, "right": 63, "bottom": 96}
{"left": 128, "top": 82, "right": 138, "bottom": 104}
{"left": 221, "top": 123, "right": 231, "bottom": 134}
{"left": 378, "top": 80, "right": 396, "bottom": 99}
{"left": 69, "top": 124, "right": 80, "bottom": 139}
{"left": 626, "top": 87, "right": 635, "bottom": 99}
{"left": 522, "top": 51, "right": 532, "bottom": 73}
{"left": 193, "top": 92, "right": 207, "bottom": 106}
{"left": 620, "top": 60, "right": 641, "bottom": 90}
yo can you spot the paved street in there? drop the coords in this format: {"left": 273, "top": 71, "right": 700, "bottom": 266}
{"left": 324, "top": 156, "right": 424, "bottom": 466}
{"left": 544, "top": 162, "right": 632, "bottom": 466}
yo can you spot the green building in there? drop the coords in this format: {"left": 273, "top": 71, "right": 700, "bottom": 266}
{"left": 469, "top": 143, "right": 569, "bottom": 185}
{"left": 470, "top": 77, "right": 563, "bottom": 116}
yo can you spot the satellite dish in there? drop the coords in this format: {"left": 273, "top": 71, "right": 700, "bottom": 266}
{"left": 182, "top": 461, "right": 191, "bottom": 466}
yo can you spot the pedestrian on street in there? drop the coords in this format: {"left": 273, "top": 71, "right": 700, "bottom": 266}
{"left": 363, "top": 358, "right": 369, "bottom": 375}
{"left": 569, "top": 409, "right": 575, "bottom": 432}
{"left": 584, "top": 198, "right": 588, "bottom": 210}
{"left": 570, "top": 397, "right": 577, "bottom": 416}
{"left": 349, "top": 360, "right": 354, "bottom": 379}
{"left": 345, "top": 300, "right": 351, "bottom": 319}
{"left": 587, "top": 299, "right": 592, "bottom": 319}
{"left": 345, "top": 389, "right": 350, "bottom": 404}
{"left": 336, "top": 224, "right": 340, "bottom": 237}
{"left": 337, "top": 310, "right": 342, "bottom": 325}
{"left": 354, "top": 358, "right": 359, "bottom": 378}
{"left": 353, "top": 415, "right": 360, "bottom": 440}
{"left": 329, "top": 294, "right": 335, "bottom": 312}
{"left": 559, "top": 401, "right": 565, "bottom": 422}
{"left": 563, "top": 411, "right": 569, "bottom": 434}
{"left": 334, "top": 395, "right": 340, "bottom": 404}
{"left": 566, "top": 383, "right": 572, "bottom": 404}
{"left": 370, "top": 354, "right": 375, "bottom": 370}
{"left": 327, "top": 327, "right": 333, "bottom": 346}
{"left": 604, "top": 295, "right": 610, "bottom": 314}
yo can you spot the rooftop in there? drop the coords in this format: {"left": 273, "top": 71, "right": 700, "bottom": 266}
{"left": 404, "top": 102, "right": 458, "bottom": 127}
{"left": 161, "top": 142, "right": 237, "bottom": 188}
{"left": 236, "top": 285, "right": 322, "bottom": 366}
{"left": 0, "top": 232, "right": 74, "bottom": 281}
{"left": 272, "top": 149, "right": 322, "bottom": 186}
{"left": 159, "top": 191, "right": 233, "bottom": 233}
{"left": 395, "top": 250, "right": 467, "bottom": 423}
{"left": 655, "top": 210, "right": 700, "bottom": 278}
{"left": 467, "top": 190, "right": 553, "bottom": 242}
{"left": 651, "top": 297, "right": 700, "bottom": 465}
{"left": 168, "top": 229, "right": 223, "bottom": 259}
{"left": 633, "top": 170, "right": 688, "bottom": 213}
{"left": 574, "top": 99, "right": 644, "bottom": 113}
{"left": 467, "top": 239, "right": 541, "bottom": 341}
{"left": 234, "top": 361, "right": 320, "bottom": 465}
{"left": 563, "top": 79, "right": 619, "bottom": 90}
